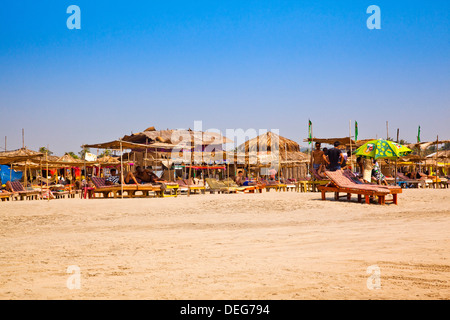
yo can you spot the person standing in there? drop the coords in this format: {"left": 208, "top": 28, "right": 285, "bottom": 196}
{"left": 362, "top": 157, "right": 374, "bottom": 183}
{"left": 327, "top": 141, "right": 345, "bottom": 171}
{"left": 312, "top": 142, "right": 329, "bottom": 176}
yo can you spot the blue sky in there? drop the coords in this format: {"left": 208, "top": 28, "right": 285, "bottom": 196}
{"left": 0, "top": 1, "right": 449, "bottom": 155}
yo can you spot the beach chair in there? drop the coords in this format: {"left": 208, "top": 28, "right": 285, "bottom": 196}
{"left": 308, "top": 168, "right": 330, "bottom": 192}
{"left": 262, "top": 179, "right": 287, "bottom": 192}
{"left": 90, "top": 177, "right": 162, "bottom": 198}
{"left": 160, "top": 182, "right": 179, "bottom": 197}
{"left": 395, "top": 172, "right": 426, "bottom": 189}
{"left": 296, "top": 175, "right": 310, "bottom": 193}
{"left": 281, "top": 178, "right": 297, "bottom": 192}
{"left": 222, "top": 178, "right": 261, "bottom": 193}
{"left": 183, "top": 178, "right": 206, "bottom": 196}
{"left": 6, "top": 181, "right": 41, "bottom": 200}
{"left": 0, "top": 191, "right": 12, "bottom": 201}
{"left": 317, "top": 170, "right": 401, "bottom": 205}
{"left": 205, "top": 178, "right": 237, "bottom": 194}
{"left": 176, "top": 179, "right": 190, "bottom": 195}
{"left": 342, "top": 170, "right": 402, "bottom": 194}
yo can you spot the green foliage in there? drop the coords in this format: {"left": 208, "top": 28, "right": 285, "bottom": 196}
{"left": 39, "top": 147, "right": 53, "bottom": 155}
{"left": 65, "top": 151, "right": 79, "bottom": 159}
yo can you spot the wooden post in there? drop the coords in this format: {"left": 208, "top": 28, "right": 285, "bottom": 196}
{"left": 349, "top": 120, "right": 353, "bottom": 172}
{"left": 386, "top": 121, "right": 389, "bottom": 140}
{"left": 435, "top": 136, "right": 439, "bottom": 188}
{"left": 46, "top": 152, "right": 49, "bottom": 202}
{"left": 120, "top": 139, "right": 124, "bottom": 199}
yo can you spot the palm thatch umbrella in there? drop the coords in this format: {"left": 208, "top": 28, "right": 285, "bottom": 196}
{"left": 237, "top": 131, "right": 308, "bottom": 180}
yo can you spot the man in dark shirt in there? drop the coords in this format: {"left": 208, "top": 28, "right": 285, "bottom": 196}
{"left": 327, "top": 141, "right": 345, "bottom": 171}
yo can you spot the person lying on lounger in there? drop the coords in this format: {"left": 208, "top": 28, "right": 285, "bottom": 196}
{"left": 235, "top": 170, "right": 257, "bottom": 186}
{"left": 132, "top": 166, "right": 167, "bottom": 184}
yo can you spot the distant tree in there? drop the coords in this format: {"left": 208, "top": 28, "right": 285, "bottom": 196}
{"left": 65, "top": 151, "right": 79, "bottom": 159}
{"left": 79, "top": 148, "right": 90, "bottom": 159}
{"left": 39, "top": 147, "right": 53, "bottom": 155}
{"left": 98, "top": 149, "right": 111, "bottom": 158}
{"left": 399, "top": 139, "right": 409, "bottom": 145}
{"left": 442, "top": 142, "right": 450, "bottom": 151}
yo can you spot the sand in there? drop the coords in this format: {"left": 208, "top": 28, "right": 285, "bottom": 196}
{"left": 0, "top": 189, "right": 449, "bottom": 300}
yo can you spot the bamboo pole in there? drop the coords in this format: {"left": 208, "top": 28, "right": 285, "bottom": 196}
{"left": 40, "top": 158, "right": 42, "bottom": 199}
{"left": 349, "top": 120, "right": 353, "bottom": 172}
{"left": 310, "top": 125, "right": 314, "bottom": 181}
{"left": 435, "top": 136, "right": 439, "bottom": 188}
{"left": 46, "top": 152, "right": 49, "bottom": 202}
{"left": 120, "top": 139, "right": 124, "bottom": 199}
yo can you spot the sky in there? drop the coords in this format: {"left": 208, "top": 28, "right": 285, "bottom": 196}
{"left": 0, "top": 0, "right": 449, "bottom": 155}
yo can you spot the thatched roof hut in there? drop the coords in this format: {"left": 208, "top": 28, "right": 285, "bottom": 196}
{"left": 122, "top": 126, "right": 232, "bottom": 148}
{"left": 0, "top": 148, "right": 44, "bottom": 165}
{"left": 236, "top": 131, "right": 308, "bottom": 165}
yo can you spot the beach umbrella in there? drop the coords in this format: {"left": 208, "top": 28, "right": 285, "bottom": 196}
{"left": 354, "top": 139, "right": 412, "bottom": 185}
{"left": 354, "top": 139, "right": 412, "bottom": 160}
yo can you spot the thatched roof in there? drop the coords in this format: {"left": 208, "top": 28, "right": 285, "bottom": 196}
{"left": 407, "top": 140, "right": 450, "bottom": 151}
{"left": 0, "top": 148, "right": 44, "bottom": 165}
{"left": 303, "top": 137, "right": 356, "bottom": 147}
{"left": 236, "top": 132, "right": 308, "bottom": 166}
{"left": 426, "top": 150, "right": 450, "bottom": 159}
{"left": 82, "top": 140, "right": 182, "bottom": 151}
{"left": 123, "top": 127, "right": 233, "bottom": 146}
{"left": 239, "top": 131, "right": 300, "bottom": 153}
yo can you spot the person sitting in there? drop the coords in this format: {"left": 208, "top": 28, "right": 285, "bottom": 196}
{"left": 235, "top": 170, "right": 256, "bottom": 186}
{"left": 372, "top": 159, "right": 388, "bottom": 185}
{"left": 105, "top": 168, "right": 121, "bottom": 185}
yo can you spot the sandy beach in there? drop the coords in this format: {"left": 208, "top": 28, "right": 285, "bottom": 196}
{"left": 0, "top": 189, "right": 449, "bottom": 300}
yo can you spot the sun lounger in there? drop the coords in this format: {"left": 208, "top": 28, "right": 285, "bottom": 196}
{"left": 395, "top": 172, "right": 426, "bottom": 188}
{"left": 90, "top": 177, "right": 163, "bottom": 198}
{"left": 342, "top": 170, "right": 402, "bottom": 193}
{"left": 308, "top": 168, "right": 330, "bottom": 192}
{"left": 205, "top": 178, "right": 239, "bottom": 194}
{"left": 0, "top": 191, "right": 12, "bottom": 201}
{"left": 261, "top": 179, "right": 287, "bottom": 192}
{"left": 318, "top": 170, "right": 401, "bottom": 205}
{"left": 176, "top": 180, "right": 190, "bottom": 195}
{"left": 6, "top": 181, "right": 41, "bottom": 200}
{"left": 222, "top": 178, "right": 262, "bottom": 193}
{"left": 160, "top": 182, "right": 179, "bottom": 197}
{"left": 183, "top": 178, "right": 206, "bottom": 196}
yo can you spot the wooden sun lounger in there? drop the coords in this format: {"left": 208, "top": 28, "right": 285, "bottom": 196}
{"left": 222, "top": 178, "right": 263, "bottom": 193}
{"left": 0, "top": 191, "right": 12, "bottom": 201}
{"left": 261, "top": 180, "right": 287, "bottom": 192}
{"left": 307, "top": 168, "right": 330, "bottom": 192}
{"left": 395, "top": 172, "right": 426, "bottom": 188}
{"left": 318, "top": 170, "right": 401, "bottom": 205}
{"left": 205, "top": 178, "right": 239, "bottom": 194}
{"left": 183, "top": 178, "right": 206, "bottom": 195}
{"left": 90, "top": 177, "right": 163, "bottom": 198}
{"left": 6, "top": 181, "right": 42, "bottom": 200}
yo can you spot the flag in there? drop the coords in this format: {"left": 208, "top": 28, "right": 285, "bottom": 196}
{"left": 308, "top": 120, "right": 312, "bottom": 144}
{"left": 355, "top": 121, "right": 359, "bottom": 142}
{"left": 417, "top": 126, "right": 421, "bottom": 143}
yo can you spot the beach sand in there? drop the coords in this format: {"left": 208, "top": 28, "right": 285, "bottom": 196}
{"left": 0, "top": 189, "right": 449, "bottom": 300}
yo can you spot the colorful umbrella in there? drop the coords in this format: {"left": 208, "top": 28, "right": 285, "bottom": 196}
{"left": 354, "top": 139, "right": 412, "bottom": 159}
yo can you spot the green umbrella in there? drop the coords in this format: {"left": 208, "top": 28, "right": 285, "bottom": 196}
{"left": 354, "top": 139, "right": 412, "bottom": 159}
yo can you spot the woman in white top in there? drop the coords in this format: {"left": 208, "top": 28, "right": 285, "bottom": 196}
{"left": 362, "top": 158, "right": 374, "bottom": 183}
